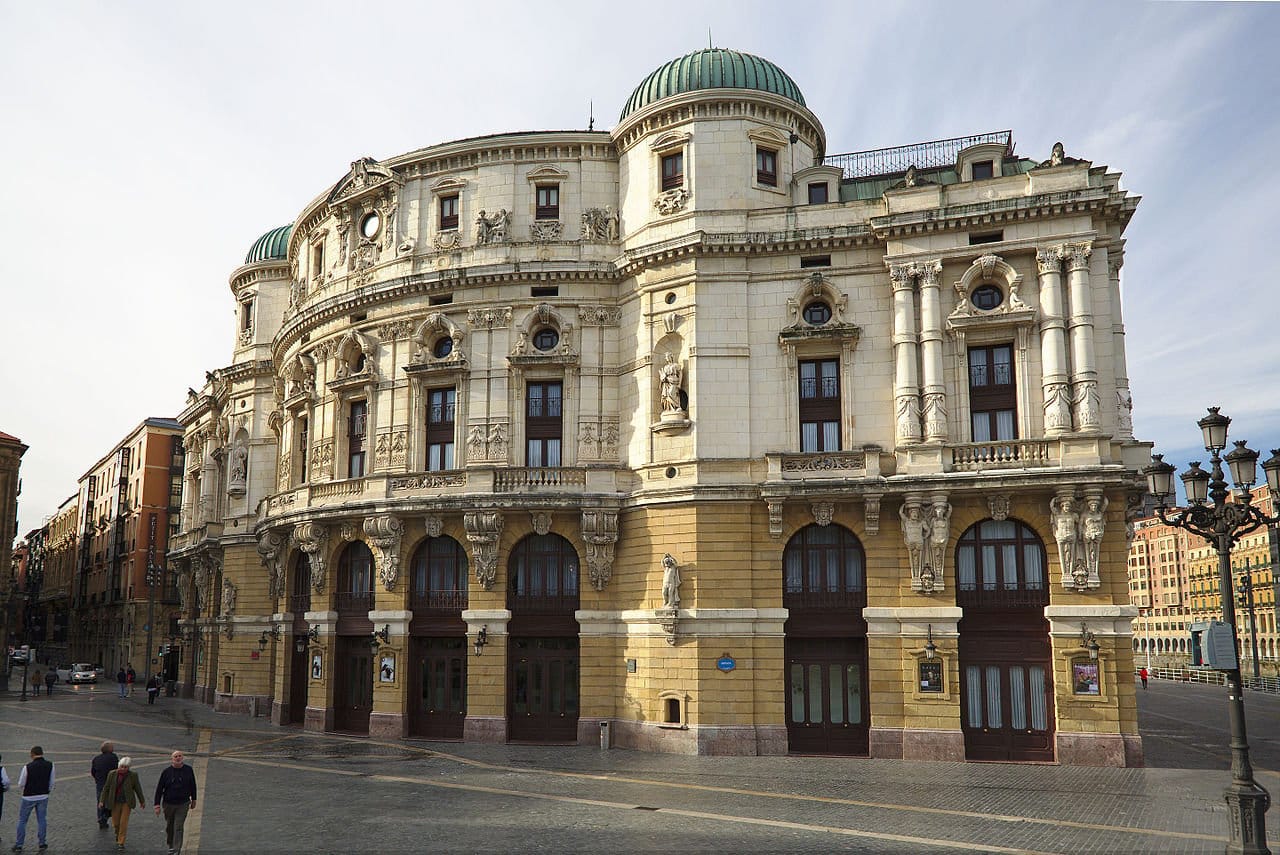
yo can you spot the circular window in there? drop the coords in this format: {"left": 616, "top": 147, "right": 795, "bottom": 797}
{"left": 361, "top": 212, "right": 380, "bottom": 239}
{"left": 664, "top": 292, "right": 677, "bottom": 305}
{"left": 432, "top": 336, "right": 453, "bottom": 359}
{"left": 665, "top": 467, "right": 678, "bottom": 479}
{"left": 972, "top": 285, "right": 1003, "bottom": 311}
{"left": 803, "top": 301, "right": 832, "bottom": 325}
{"left": 532, "top": 327, "right": 559, "bottom": 352}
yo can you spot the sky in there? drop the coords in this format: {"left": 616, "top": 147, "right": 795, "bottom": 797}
{"left": 3, "top": 1, "right": 1279, "bottom": 537}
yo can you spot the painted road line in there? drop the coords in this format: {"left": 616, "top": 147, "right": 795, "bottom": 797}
{"left": 183, "top": 727, "right": 213, "bottom": 854}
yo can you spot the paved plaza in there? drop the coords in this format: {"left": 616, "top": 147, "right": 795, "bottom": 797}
{"left": 0, "top": 677, "right": 1275, "bottom": 853}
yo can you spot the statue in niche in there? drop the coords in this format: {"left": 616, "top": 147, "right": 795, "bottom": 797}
{"left": 1050, "top": 495, "right": 1081, "bottom": 578}
{"left": 660, "top": 553, "right": 681, "bottom": 610}
{"left": 228, "top": 441, "right": 248, "bottom": 491}
{"left": 658, "top": 353, "right": 684, "bottom": 414}
{"left": 1081, "top": 495, "right": 1108, "bottom": 579}
{"left": 221, "top": 578, "right": 237, "bottom": 616}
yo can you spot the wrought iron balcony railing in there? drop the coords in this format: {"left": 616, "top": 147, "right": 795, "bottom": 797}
{"left": 824, "top": 130, "right": 1014, "bottom": 179}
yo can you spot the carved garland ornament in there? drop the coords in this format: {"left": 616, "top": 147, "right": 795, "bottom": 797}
{"left": 464, "top": 511, "right": 504, "bottom": 590}
{"left": 580, "top": 509, "right": 619, "bottom": 591}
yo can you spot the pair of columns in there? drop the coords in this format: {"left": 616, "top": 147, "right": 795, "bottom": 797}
{"left": 890, "top": 260, "right": 948, "bottom": 444}
{"left": 1037, "top": 243, "right": 1100, "bottom": 435}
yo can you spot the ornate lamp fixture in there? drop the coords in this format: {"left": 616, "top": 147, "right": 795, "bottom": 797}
{"left": 473, "top": 625, "right": 488, "bottom": 656}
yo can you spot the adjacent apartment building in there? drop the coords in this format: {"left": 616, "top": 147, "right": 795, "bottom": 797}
{"left": 171, "top": 48, "right": 1150, "bottom": 765}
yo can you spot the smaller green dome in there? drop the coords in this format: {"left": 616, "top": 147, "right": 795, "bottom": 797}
{"left": 621, "top": 49, "right": 806, "bottom": 121}
{"left": 244, "top": 224, "right": 293, "bottom": 264}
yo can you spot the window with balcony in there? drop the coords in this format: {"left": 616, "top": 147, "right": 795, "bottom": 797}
{"left": 348, "top": 400, "right": 367, "bottom": 478}
{"left": 426, "top": 387, "right": 456, "bottom": 471}
{"left": 508, "top": 533, "right": 579, "bottom": 612}
{"left": 756, "top": 147, "right": 778, "bottom": 186}
{"left": 526, "top": 381, "right": 562, "bottom": 467}
{"left": 798, "top": 358, "right": 840, "bottom": 452}
{"left": 661, "top": 152, "right": 684, "bottom": 190}
{"left": 289, "top": 552, "right": 311, "bottom": 614}
{"left": 337, "top": 541, "right": 373, "bottom": 613}
{"left": 439, "top": 194, "right": 459, "bottom": 230}
{"left": 968, "top": 345, "right": 1016, "bottom": 442}
{"left": 783, "top": 524, "right": 866, "bottom": 610}
{"left": 535, "top": 185, "right": 559, "bottom": 220}
{"left": 411, "top": 536, "right": 468, "bottom": 611}
{"left": 956, "top": 519, "right": 1048, "bottom": 608}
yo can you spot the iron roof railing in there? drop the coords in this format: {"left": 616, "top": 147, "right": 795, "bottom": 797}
{"left": 824, "top": 131, "right": 1014, "bottom": 180}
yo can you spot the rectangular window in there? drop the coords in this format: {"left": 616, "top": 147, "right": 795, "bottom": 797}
{"left": 971, "top": 160, "right": 995, "bottom": 181}
{"left": 807, "top": 182, "right": 828, "bottom": 204}
{"left": 756, "top": 147, "right": 778, "bottom": 186}
{"left": 798, "top": 359, "right": 840, "bottom": 452}
{"left": 968, "top": 345, "right": 1016, "bottom": 441}
{"left": 426, "top": 387, "right": 456, "bottom": 471}
{"left": 240, "top": 300, "right": 253, "bottom": 332}
{"left": 297, "top": 417, "right": 309, "bottom": 485}
{"left": 535, "top": 185, "right": 559, "bottom": 220}
{"left": 439, "top": 195, "right": 459, "bottom": 230}
{"left": 661, "top": 152, "right": 684, "bottom": 191}
{"left": 969, "top": 230, "right": 1003, "bottom": 245}
{"left": 311, "top": 243, "right": 324, "bottom": 276}
{"left": 348, "top": 401, "right": 367, "bottom": 478}
{"left": 526, "top": 381, "right": 563, "bottom": 467}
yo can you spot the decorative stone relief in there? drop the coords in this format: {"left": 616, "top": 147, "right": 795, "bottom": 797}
{"left": 1044, "top": 383, "right": 1073, "bottom": 433}
{"left": 464, "top": 511, "right": 504, "bottom": 589}
{"left": 896, "top": 395, "right": 922, "bottom": 443}
{"left": 531, "top": 512, "right": 552, "bottom": 536}
{"left": 294, "top": 523, "right": 329, "bottom": 593}
{"left": 465, "top": 421, "right": 509, "bottom": 462}
{"left": 1050, "top": 491, "right": 1083, "bottom": 589}
{"left": 811, "top": 502, "right": 834, "bottom": 527}
{"left": 580, "top": 206, "right": 619, "bottom": 241}
{"left": 1079, "top": 491, "right": 1108, "bottom": 591}
{"left": 221, "top": 578, "right": 237, "bottom": 617}
{"left": 338, "top": 522, "right": 358, "bottom": 543}
{"left": 276, "top": 453, "right": 291, "bottom": 492}
{"left": 580, "top": 509, "right": 619, "bottom": 591}
{"left": 1117, "top": 388, "right": 1135, "bottom": 438}
{"left": 256, "top": 530, "right": 286, "bottom": 600}
{"left": 389, "top": 473, "right": 466, "bottom": 490}
{"left": 191, "top": 556, "right": 209, "bottom": 610}
{"left": 863, "top": 493, "right": 882, "bottom": 536}
{"left": 922, "top": 393, "right": 947, "bottom": 440}
{"left": 928, "top": 498, "right": 952, "bottom": 593}
{"left": 900, "top": 498, "right": 927, "bottom": 589}
{"left": 375, "top": 320, "right": 414, "bottom": 341}
{"left": 424, "top": 514, "right": 444, "bottom": 539}
{"left": 375, "top": 430, "right": 409, "bottom": 471}
{"left": 474, "top": 209, "right": 510, "bottom": 245}
{"left": 577, "top": 419, "right": 619, "bottom": 462}
{"left": 987, "top": 494, "right": 1011, "bottom": 521}
{"left": 467, "top": 307, "right": 511, "bottom": 329}
{"left": 767, "top": 500, "right": 784, "bottom": 539}
{"left": 364, "top": 515, "right": 404, "bottom": 592}
{"left": 654, "top": 188, "right": 689, "bottom": 215}
{"left": 433, "top": 230, "right": 461, "bottom": 251}
{"left": 313, "top": 440, "right": 334, "bottom": 481}
{"left": 529, "top": 221, "right": 563, "bottom": 243}
{"left": 781, "top": 452, "right": 866, "bottom": 472}
{"left": 1073, "top": 380, "right": 1101, "bottom": 431}
{"left": 577, "top": 306, "right": 622, "bottom": 326}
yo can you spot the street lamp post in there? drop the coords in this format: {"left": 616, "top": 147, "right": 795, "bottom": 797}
{"left": 1145, "top": 407, "right": 1279, "bottom": 855}
{"left": 144, "top": 561, "right": 161, "bottom": 685}
{"left": 1237, "top": 565, "right": 1261, "bottom": 682}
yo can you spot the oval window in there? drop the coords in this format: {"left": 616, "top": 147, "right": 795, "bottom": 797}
{"left": 361, "top": 212, "right": 380, "bottom": 239}
{"left": 432, "top": 337, "right": 453, "bottom": 359}
{"left": 971, "top": 285, "right": 1003, "bottom": 311}
{"left": 803, "top": 301, "right": 832, "bottom": 325}
{"left": 533, "top": 327, "right": 559, "bottom": 352}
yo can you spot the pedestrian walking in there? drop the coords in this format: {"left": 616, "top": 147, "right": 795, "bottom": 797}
{"left": 1139, "top": 667, "right": 1149, "bottom": 689}
{"left": 42, "top": 672, "right": 55, "bottom": 696}
{"left": 12, "top": 745, "right": 55, "bottom": 852}
{"left": 89, "top": 742, "right": 119, "bottom": 830}
{"left": 1, "top": 754, "right": 10, "bottom": 846}
{"left": 116, "top": 668, "right": 127, "bottom": 699}
{"left": 98, "top": 757, "right": 144, "bottom": 851}
{"left": 28, "top": 669, "right": 42, "bottom": 697}
{"left": 146, "top": 675, "right": 161, "bottom": 705}
{"left": 153, "top": 750, "right": 197, "bottom": 855}
{"left": 125, "top": 665, "right": 136, "bottom": 698}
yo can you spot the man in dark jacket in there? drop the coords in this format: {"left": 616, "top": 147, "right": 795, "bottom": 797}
{"left": 13, "top": 745, "right": 55, "bottom": 852}
{"left": 116, "top": 668, "right": 127, "bottom": 699}
{"left": 153, "top": 751, "right": 197, "bottom": 854}
{"left": 89, "top": 741, "right": 118, "bottom": 829}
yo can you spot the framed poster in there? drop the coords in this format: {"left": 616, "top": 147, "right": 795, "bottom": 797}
{"left": 311, "top": 652, "right": 323, "bottom": 680}
{"left": 1072, "top": 661, "right": 1100, "bottom": 695}
{"left": 918, "top": 661, "right": 943, "bottom": 693}
{"left": 379, "top": 655, "right": 396, "bottom": 683}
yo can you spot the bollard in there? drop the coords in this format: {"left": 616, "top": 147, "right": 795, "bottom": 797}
{"left": 599, "top": 720, "right": 611, "bottom": 749}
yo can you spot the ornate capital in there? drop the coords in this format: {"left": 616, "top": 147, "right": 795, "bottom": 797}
{"left": 1036, "top": 247, "right": 1064, "bottom": 275}
{"left": 1065, "top": 241, "right": 1093, "bottom": 272}
{"left": 464, "top": 511, "right": 504, "bottom": 590}
{"left": 364, "top": 515, "right": 404, "bottom": 592}
{"left": 889, "top": 263, "right": 916, "bottom": 291}
{"left": 918, "top": 259, "right": 943, "bottom": 288}
{"left": 580, "top": 509, "right": 620, "bottom": 591}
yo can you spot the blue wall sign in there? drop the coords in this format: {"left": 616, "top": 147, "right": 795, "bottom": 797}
{"left": 716, "top": 656, "right": 736, "bottom": 672}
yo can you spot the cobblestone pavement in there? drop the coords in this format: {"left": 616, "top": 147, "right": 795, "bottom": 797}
{"left": 0, "top": 679, "right": 1273, "bottom": 853}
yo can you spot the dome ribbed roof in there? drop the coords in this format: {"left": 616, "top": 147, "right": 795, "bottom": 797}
{"left": 244, "top": 224, "right": 292, "bottom": 264}
{"left": 620, "top": 49, "right": 805, "bottom": 121}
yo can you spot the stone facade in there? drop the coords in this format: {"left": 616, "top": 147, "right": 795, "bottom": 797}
{"left": 169, "top": 50, "right": 1148, "bottom": 765}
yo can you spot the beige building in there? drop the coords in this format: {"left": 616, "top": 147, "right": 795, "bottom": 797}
{"left": 0, "top": 430, "right": 28, "bottom": 659}
{"left": 171, "top": 49, "right": 1150, "bottom": 765}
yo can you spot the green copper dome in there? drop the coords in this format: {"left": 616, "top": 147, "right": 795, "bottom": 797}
{"left": 244, "top": 224, "right": 293, "bottom": 264}
{"left": 620, "top": 49, "right": 806, "bottom": 121}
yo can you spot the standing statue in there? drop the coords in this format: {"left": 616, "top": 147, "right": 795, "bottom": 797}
{"left": 1050, "top": 495, "right": 1081, "bottom": 580}
{"left": 660, "top": 553, "right": 681, "bottom": 610}
{"left": 1080, "top": 495, "right": 1109, "bottom": 581}
{"left": 900, "top": 502, "right": 927, "bottom": 581}
{"left": 221, "top": 578, "right": 237, "bottom": 616}
{"left": 658, "top": 353, "right": 684, "bottom": 414}
{"left": 228, "top": 441, "right": 248, "bottom": 491}
{"left": 928, "top": 500, "right": 952, "bottom": 589}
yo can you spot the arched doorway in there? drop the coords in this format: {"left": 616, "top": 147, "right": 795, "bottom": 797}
{"left": 507, "top": 533, "right": 580, "bottom": 743}
{"left": 782, "top": 524, "right": 869, "bottom": 755}
{"left": 408, "top": 535, "right": 468, "bottom": 739}
{"left": 334, "top": 541, "right": 374, "bottom": 734}
{"left": 287, "top": 552, "right": 312, "bottom": 725}
{"left": 956, "top": 519, "right": 1054, "bottom": 762}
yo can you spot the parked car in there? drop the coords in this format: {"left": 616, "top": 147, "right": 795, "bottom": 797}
{"left": 60, "top": 663, "right": 97, "bottom": 684}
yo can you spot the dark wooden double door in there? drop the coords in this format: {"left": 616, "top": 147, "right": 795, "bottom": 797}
{"left": 784, "top": 636, "right": 869, "bottom": 755}
{"left": 411, "top": 636, "right": 466, "bottom": 739}
{"left": 288, "top": 641, "right": 309, "bottom": 725}
{"left": 958, "top": 616, "right": 1055, "bottom": 762}
{"left": 508, "top": 636, "right": 579, "bottom": 742}
{"left": 334, "top": 636, "right": 373, "bottom": 733}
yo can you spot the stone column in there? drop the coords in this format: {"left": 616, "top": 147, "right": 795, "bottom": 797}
{"left": 1108, "top": 251, "right": 1133, "bottom": 438}
{"left": 889, "top": 263, "right": 922, "bottom": 444}
{"left": 1065, "top": 242, "right": 1100, "bottom": 431}
{"left": 918, "top": 260, "right": 948, "bottom": 442}
{"left": 1036, "top": 247, "right": 1072, "bottom": 435}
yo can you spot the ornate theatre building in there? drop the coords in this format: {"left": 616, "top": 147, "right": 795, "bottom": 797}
{"left": 170, "top": 49, "right": 1148, "bottom": 764}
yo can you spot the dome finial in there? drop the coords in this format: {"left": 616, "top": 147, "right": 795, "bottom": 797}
{"left": 708, "top": 27, "right": 712, "bottom": 49}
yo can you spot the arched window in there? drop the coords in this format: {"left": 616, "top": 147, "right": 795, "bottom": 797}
{"left": 337, "top": 541, "right": 374, "bottom": 612}
{"left": 955, "top": 519, "right": 1048, "bottom": 608}
{"left": 783, "top": 524, "right": 866, "bottom": 609}
{"left": 508, "top": 534, "right": 579, "bottom": 612}
{"left": 290, "top": 552, "right": 312, "bottom": 613}
{"left": 410, "top": 536, "right": 468, "bottom": 611}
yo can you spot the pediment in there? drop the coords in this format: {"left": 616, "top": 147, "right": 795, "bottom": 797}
{"left": 526, "top": 164, "right": 569, "bottom": 183}
{"left": 326, "top": 157, "right": 400, "bottom": 207}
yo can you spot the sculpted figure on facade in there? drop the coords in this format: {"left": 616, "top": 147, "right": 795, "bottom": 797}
{"left": 1050, "top": 493, "right": 1081, "bottom": 585}
{"left": 256, "top": 529, "right": 286, "bottom": 600}
{"left": 581, "top": 206, "right": 620, "bottom": 241}
{"left": 1080, "top": 493, "right": 1108, "bottom": 588}
{"left": 927, "top": 499, "right": 952, "bottom": 593}
{"left": 658, "top": 352, "right": 684, "bottom": 414}
{"left": 660, "top": 553, "right": 682, "bottom": 610}
{"left": 475, "top": 209, "right": 510, "bottom": 245}
{"left": 227, "top": 440, "right": 248, "bottom": 495}
{"left": 900, "top": 500, "right": 926, "bottom": 586}
{"left": 221, "top": 578, "right": 237, "bottom": 616}
{"left": 1073, "top": 380, "right": 1101, "bottom": 431}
